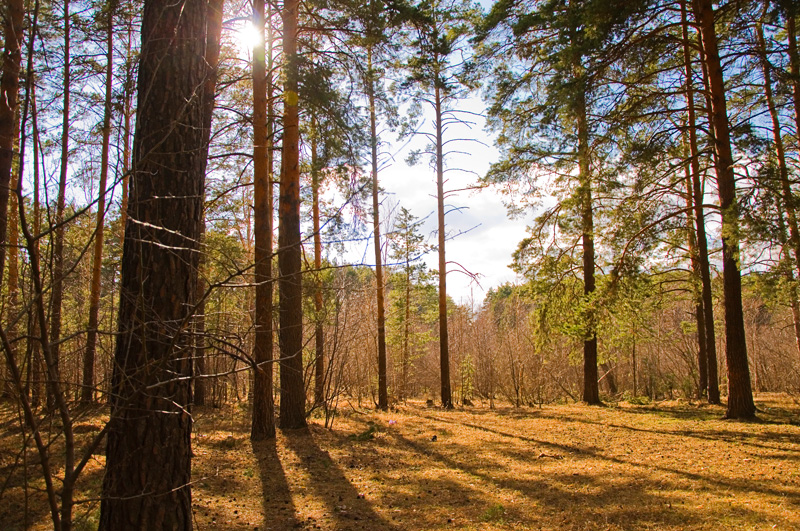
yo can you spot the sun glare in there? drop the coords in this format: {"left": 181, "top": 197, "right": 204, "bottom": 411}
{"left": 236, "top": 22, "right": 262, "bottom": 56}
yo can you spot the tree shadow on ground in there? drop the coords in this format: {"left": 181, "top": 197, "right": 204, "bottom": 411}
{"left": 417, "top": 410, "right": 800, "bottom": 508}
{"left": 252, "top": 439, "right": 299, "bottom": 531}
{"left": 281, "top": 426, "right": 399, "bottom": 531}
{"left": 0, "top": 458, "right": 105, "bottom": 530}
{"left": 385, "top": 420, "right": 796, "bottom": 530}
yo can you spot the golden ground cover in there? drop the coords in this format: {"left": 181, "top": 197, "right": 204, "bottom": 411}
{"left": 2, "top": 394, "right": 799, "bottom": 530}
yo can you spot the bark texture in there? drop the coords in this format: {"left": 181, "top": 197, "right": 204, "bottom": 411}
{"left": 251, "top": 0, "right": 275, "bottom": 439}
{"left": 0, "top": 0, "right": 24, "bottom": 289}
{"left": 278, "top": 0, "right": 307, "bottom": 429}
{"left": 99, "top": 0, "right": 209, "bottom": 527}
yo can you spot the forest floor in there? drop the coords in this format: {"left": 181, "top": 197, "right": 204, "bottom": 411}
{"left": 1, "top": 393, "right": 799, "bottom": 530}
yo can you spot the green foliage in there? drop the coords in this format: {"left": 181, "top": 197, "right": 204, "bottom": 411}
{"left": 351, "top": 421, "right": 381, "bottom": 441}
{"left": 480, "top": 503, "right": 506, "bottom": 522}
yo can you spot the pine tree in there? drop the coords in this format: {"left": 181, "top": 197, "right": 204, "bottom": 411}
{"left": 278, "top": 0, "right": 307, "bottom": 429}
{"left": 99, "top": 0, "right": 211, "bottom": 525}
{"left": 692, "top": 0, "right": 756, "bottom": 419}
{"left": 403, "top": 0, "right": 479, "bottom": 409}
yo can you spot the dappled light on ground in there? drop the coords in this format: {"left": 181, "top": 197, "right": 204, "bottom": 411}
{"left": 189, "top": 395, "right": 800, "bottom": 530}
{"left": 1, "top": 395, "right": 798, "bottom": 530}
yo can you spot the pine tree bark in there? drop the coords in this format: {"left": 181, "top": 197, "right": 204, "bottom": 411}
{"left": 82, "top": 5, "right": 114, "bottom": 404}
{"left": 251, "top": 0, "right": 276, "bottom": 439}
{"left": 368, "top": 49, "right": 389, "bottom": 411}
{"left": 0, "top": 0, "right": 23, "bottom": 287}
{"left": 692, "top": 0, "right": 755, "bottom": 419}
{"left": 49, "top": 0, "right": 71, "bottom": 405}
{"left": 278, "top": 0, "right": 307, "bottom": 429}
{"left": 6, "top": 115, "right": 21, "bottom": 368}
{"left": 194, "top": 0, "right": 223, "bottom": 408}
{"left": 434, "top": 83, "right": 452, "bottom": 409}
{"left": 99, "top": 0, "right": 209, "bottom": 526}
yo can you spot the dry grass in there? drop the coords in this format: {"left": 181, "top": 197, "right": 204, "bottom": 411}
{"left": 1, "top": 394, "right": 799, "bottom": 530}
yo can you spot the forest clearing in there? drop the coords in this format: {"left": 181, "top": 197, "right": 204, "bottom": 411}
{"left": 2, "top": 394, "right": 799, "bottom": 531}
{"left": 5, "top": 0, "right": 800, "bottom": 527}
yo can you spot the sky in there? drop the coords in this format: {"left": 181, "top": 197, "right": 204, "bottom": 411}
{"left": 352, "top": 96, "right": 530, "bottom": 307}
{"left": 339, "top": 0, "right": 528, "bottom": 308}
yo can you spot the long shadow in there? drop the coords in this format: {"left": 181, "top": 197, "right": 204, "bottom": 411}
{"left": 417, "top": 410, "right": 800, "bottom": 505}
{"left": 525, "top": 408, "right": 800, "bottom": 452}
{"left": 282, "top": 427, "right": 399, "bottom": 531}
{"left": 386, "top": 429, "right": 705, "bottom": 529}
{"left": 387, "top": 424, "right": 799, "bottom": 530}
{"left": 252, "top": 439, "right": 299, "bottom": 530}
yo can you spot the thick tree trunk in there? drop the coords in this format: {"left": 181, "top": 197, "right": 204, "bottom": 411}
{"left": 434, "top": 83, "right": 452, "bottom": 409}
{"left": 369, "top": 49, "right": 389, "bottom": 411}
{"left": 251, "top": 0, "right": 276, "bottom": 439}
{"left": 99, "top": 0, "right": 209, "bottom": 527}
{"left": 6, "top": 117, "right": 21, "bottom": 366}
{"left": 82, "top": 8, "right": 114, "bottom": 404}
{"left": 278, "top": 0, "right": 307, "bottom": 429}
{"left": 692, "top": 0, "right": 755, "bottom": 419}
{"left": 0, "top": 0, "right": 23, "bottom": 288}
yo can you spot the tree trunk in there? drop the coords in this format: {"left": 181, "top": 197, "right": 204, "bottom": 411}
{"left": 369, "top": 49, "right": 389, "bottom": 411}
{"left": 434, "top": 83, "right": 452, "bottom": 409}
{"left": 403, "top": 262, "right": 411, "bottom": 401}
{"left": 692, "top": 0, "right": 755, "bottom": 419}
{"left": 82, "top": 6, "right": 114, "bottom": 404}
{"left": 30, "top": 85, "right": 42, "bottom": 406}
{"left": 693, "top": 23, "right": 721, "bottom": 405}
{"left": 251, "top": 0, "right": 275, "bottom": 439}
{"left": 278, "top": 0, "right": 307, "bottom": 429}
{"left": 49, "top": 0, "right": 71, "bottom": 406}
{"left": 576, "top": 85, "right": 600, "bottom": 405}
{"left": 681, "top": 0, "right": 708, "bottom": 399}
{"left": 99, "top": 0, "right": 209, "bottom": 526}
{"left": 6, "top": 115, "right": 21, "bottom": 369}
{"left": 194, "top": 0, "right": 223, "bottom": 409}
{"left": 308, "top": 126, "right": 325, "bottom": 407}
{"left": 0, "top": 0, "right": 23, "bottom": 289}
